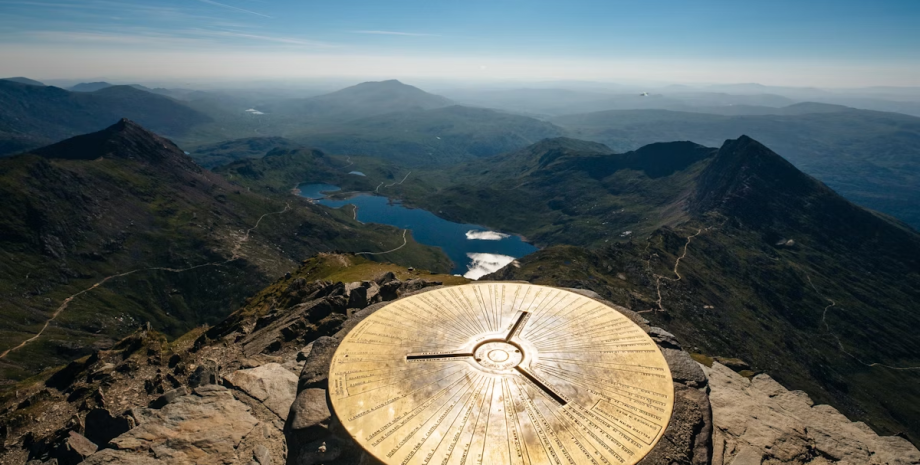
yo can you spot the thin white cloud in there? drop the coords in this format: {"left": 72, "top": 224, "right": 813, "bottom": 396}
{"left": 464, "top": 253, "right": 515, "bottom": 280}
{"left": 350, "top": 30, "right": 437, "bottom": 37}
{"left": 196, "top": 0, "right": 270, "bottom": 18}
{"left": 465, "top": 230, "right": 510, "bottom": 241}
{"left": 208, "top": 30, "right": 338, "bottom": 47}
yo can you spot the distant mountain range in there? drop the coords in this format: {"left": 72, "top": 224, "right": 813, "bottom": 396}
{"left": 552, "top": 107, "right": 920, "bottom": 228}
{"left": 0, "top": 80, "right": 211, "bottom": 155}
{"left": 267, "top": 79, "right": 453, "bottom": 123}
{"left": 3, "top": 77, "right": 920, "bottom": 228}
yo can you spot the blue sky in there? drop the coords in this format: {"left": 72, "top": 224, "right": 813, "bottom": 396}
{"left": 1, "top": 0, "right": 918, "bottom": 86}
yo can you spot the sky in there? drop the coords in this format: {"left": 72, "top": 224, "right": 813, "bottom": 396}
{"left": 1, "top": 0, "right": 918, "bottom": 87}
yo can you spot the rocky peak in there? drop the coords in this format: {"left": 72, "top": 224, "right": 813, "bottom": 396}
{"left": 31, "top": 119, "right": 200, "bottom": 172}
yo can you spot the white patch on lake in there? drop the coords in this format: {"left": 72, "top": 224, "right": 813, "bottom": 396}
{"left": 466, "top": 230, "right": 510, "bottom": 241}
{"left": 464, "top": 253, "right": 515, "bottom": 280}
{"left": 349, "top": 171, "right": 366, "bottom": 176}
{"left": 245, "top": 109, "right": 265, "bottom": 115}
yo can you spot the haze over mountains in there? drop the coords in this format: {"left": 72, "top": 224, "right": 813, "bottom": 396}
{"left": 1, "top": 74, "right": 919, "bottom": 456}
{"left": 3, "top": 77, "right": 918, "bottom": 229}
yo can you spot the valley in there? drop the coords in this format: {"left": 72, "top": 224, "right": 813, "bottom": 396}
{"left": 1, "top": 76, "right": 919, "bottom": 463}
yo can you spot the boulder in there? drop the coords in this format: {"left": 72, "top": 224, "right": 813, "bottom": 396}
{"left": 59, "top": 431, "right": 98, "bottom": 464}
{"left": 147, "top": 386, "right": 188, "bottom": 409}
{"left": 704, "top": 362, "right": 920, "bottom": 464}
{"left": 661, "top": 348, "right": 707, "bottom": 386}
{"left": 298, "top": 337, "right": 339, "bottom": 390}
{"left": 188, "top": 359, "right": 219, "bottom": 388}
{"left": 223, "top": 363, "right": 298, "bottom": 421}
{"left": 253, "top": 444, "right": 271, "bottom": 465}
{"left": 287, "top": 388, "right": 331, "bottom": 431}
{"left": 106, "top": 385, "right": 258, "bottom": 463}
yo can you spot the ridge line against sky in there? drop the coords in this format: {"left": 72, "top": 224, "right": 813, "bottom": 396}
{"left": 1, "top": 0, "right": 918, "bottom": 86}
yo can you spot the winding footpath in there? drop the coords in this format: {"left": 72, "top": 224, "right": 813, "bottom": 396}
{"left": 354, "top": 229, "right": 408, "bottom": 256}
{"left": 0, "top": 204, "right": 291, "bottom": 360}
{"left": 804, "top": 273, "right": 920, "bottom": 371}
{"left": 640, "top": 227, "right": 710, "bottom": 313}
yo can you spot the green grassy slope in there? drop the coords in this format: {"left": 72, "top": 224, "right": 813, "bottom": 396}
{"left": 487, "top": 136, "right": 920, "bottom": 445}
{"left": 0, "top": 121, "right": 450, "bottom": 380}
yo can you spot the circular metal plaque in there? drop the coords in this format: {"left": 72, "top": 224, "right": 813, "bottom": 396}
{"left": 329, "top": 283, "right": 674, "bottom": 465}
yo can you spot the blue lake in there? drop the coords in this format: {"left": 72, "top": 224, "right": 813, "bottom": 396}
{"left": 297, "top": 183, "right": 537, "bottom": 278}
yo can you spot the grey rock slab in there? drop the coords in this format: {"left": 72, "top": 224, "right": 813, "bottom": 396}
{"left": 298, "top": 336, "right": 339, "bottom": 389}
{"left": 253, "top": 444, "right": 271, "bottom": 465}
{"left": 703, "top": 362, "right": 920, "bottom": 465}
{"left": 82, "top": 449, "right": 164, "bottom": 464}
{"left": 288, "top": 388, "right": 331, "bottom": 431}
{"left": 661, "top": 348, "right": 707, "bottom": 386}
{"left": 66, "top": 430, "right": 98, "bottom": 460}
{"left": 223, "top": 363, "right": 298, "bottom": 421}
{"left": 109, "top": 384, "right": 258, "bottom": 464}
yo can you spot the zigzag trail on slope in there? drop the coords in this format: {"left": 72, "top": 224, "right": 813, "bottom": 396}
{"left": 0, "top": 204, "right": 292, "bottom": 361}
{"left": 802, "top": 272, "right": 920, "bottom": 371}
{"left": 639, "top": 226, "right": 712, "bottom": 314}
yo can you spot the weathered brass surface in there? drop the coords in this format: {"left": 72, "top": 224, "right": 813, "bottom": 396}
{"left": 329, "top": 283, "right": 674, "bottom": 465}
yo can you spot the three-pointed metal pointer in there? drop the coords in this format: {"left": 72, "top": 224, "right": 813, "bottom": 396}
{"left": 406, "top": 312, "right": 568, "bottom": 405}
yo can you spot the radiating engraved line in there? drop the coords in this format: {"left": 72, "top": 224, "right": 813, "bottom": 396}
{"left": 415, "top": 294, "right": 481, "bottom": 340}
{"left": 372, "top": 375, "right": 475, "bottom": 445}
{"left": 527, "top": 394, "right": 585, "bottom": 465}
{"left": 534, "top": 338, "right": 651, "bottom": 352}
{"left": 445, "top": 287, "right": 488, "bottom": 335}
{"left": 532, "top": 329, "right": 645, "bottom": 350}
{"left": 505, "top": 378, "right": 534, "bottom": 465}
{"left": 456, "top": 377, "right": 493, "bottom": 465}
{"left": 378, "top": 303, "right": 465, "bottom": 341}
{"left": 539, "top": 358, "right": 666, "bottom": 379}
{"left": 462, "top": 288, "right": 491, "bottom": 333}
{"left": 537, "top": 396, "right": 602, "bottom": 465}
{"left": 439, "top": 376, "right": 487, "bottom": 465}
{"left": 527, "top": 304, "right": 616, "bottom": 343}
{"left": 481, "top": 377, "right": 497, "bottom": 465}
{"left": 538, "top": 365, "right": 668, "bottom": 410}
{"left": 345, "top": 366, "right": 464, "bottom": 398}
{"left": 473, "top": 285, "right": 494, "bottom": 333}
{"left": 525, "top": 299, "right": 594, "bottom": 340}
{"left": 426, "top": 376, "right": 487, "bottom": 465}
{"left": 527, "top": 304, "right": 626, "bottom": 341}
{"left": 396, "top": 299, "right": 471, "bottom": 341}
{"left": 384, "top": 375, "right": 479, "bottom": 458}
{"left": 397, "top": 299, "right": 472, "bottom": 342}
{"left": 512, "top": 378, "right": 566, "bottom": 465}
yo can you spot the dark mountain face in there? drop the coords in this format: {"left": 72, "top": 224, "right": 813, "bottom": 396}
{"left": 0, "top": 121, "right": 450, "bottom": 380}
{"left": 269, "top": 79, "right": 453, "bottom": 123}
{"left": 373, "top": 137, "right": 715, "bottom": 247}
{"left": 32, "top": 118, "right": 200, "bottom": 170}
{"left": 482, "top": 136, "right": 920, "bottom": 445}
{"left": 0, "top": 81, "right": 211, "bottom": 156}
{"left": 552, "top": 107, "right": 920, "bottom": 229}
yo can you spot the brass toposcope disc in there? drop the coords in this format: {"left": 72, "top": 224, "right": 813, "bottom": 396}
{"left": 329, "top": 283, "right": 674, "bottom": 465}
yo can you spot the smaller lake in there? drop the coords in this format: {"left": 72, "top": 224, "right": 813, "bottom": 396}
{"left": 298, "top": 184, "right": 537, "bottom": 279}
